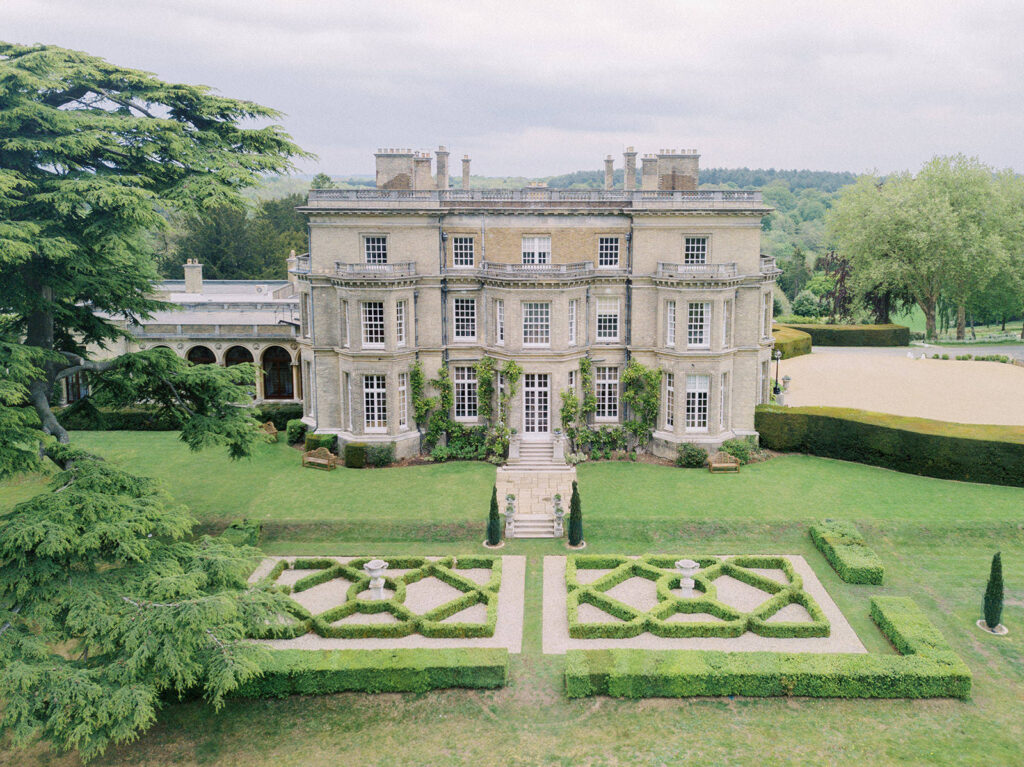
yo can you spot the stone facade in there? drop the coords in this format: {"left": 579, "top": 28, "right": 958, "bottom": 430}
{"left": 77, "top": 263, "right": 303, "bottom": 405}
{"left": 293, "top": 147, "right": 778, "bottom": 460}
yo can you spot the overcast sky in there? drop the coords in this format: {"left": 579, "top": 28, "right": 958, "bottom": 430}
{"left": 6, "top": 0, "right": 1024, "bottom": 177}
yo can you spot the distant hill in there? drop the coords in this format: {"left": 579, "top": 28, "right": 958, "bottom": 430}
{"left": 253, "top": 167, "right": 860, "bottom": 197}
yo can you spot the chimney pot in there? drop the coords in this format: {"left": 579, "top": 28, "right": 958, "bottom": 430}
{"left": 183, "top": 260, "right": 203, "bottom": 294}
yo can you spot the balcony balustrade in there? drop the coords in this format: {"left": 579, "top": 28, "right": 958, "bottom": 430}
{"left": 656, "top": 262, "right": 738, "bottom": 279}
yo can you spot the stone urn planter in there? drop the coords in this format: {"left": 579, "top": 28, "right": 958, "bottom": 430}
{"left": 363, "top": 559, "right": 389, "bottom": 596}
{"left": 675, "top": 558, "right": 700, "bottom": 598}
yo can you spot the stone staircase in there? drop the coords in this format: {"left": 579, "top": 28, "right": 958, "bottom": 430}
{"left": 496, "top": 436, "right": 576, "bottom": 539}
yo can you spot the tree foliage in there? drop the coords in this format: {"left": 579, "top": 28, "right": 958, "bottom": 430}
{"left": 983, "top": 552, "right": 1004, "bottom": 630}
{"left": 486, "top": 485, "right": 501, "bottom": 546}
{"left": 568, "top": 480, "right": 583, "bottom": 547}
{"left": 0, "top": 447, "right": 292, "bottom": 761}
{"left": 0, "top": 42, "right": 308, "bottom": 453}
{"left": 827, "top": 156, "right": 1024, "bottom": 339}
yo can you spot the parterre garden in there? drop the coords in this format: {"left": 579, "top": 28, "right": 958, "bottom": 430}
{"left": 2, "top": 432, "right": 1022, "bottom": 766}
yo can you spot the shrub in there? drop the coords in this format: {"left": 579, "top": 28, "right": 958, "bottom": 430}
{"left": 809, "top": 520, "right": 884, "bottom": 584}
{"left": 719, "top": 436, "right": 757, "bottom": 464}
{"left": 776, "top": 323, "right": 910, "bottom": 347}
{"left": 285, "top": 419, "right": 308, "bottom": 445}
{"left": 254, "top": 403, "right": 304, "bottom": 430}
{"left": 304, "top": 433, "right": 337, "bottom": 453}
{"left": 235, "top": 648, "right": 508, "bottom": 697}
{"left": 344, "top": 442, "right": 367, "bottom": 468}
{"left": 568, "top": 480, "right": 583, "bottom": 546}
{"left": 791, "top": 290, "right": 822, "bottom": 318}
{"left": 756, "top": 404, "right": 1024, "bottom": 488}
{"left": 56, "top": 404, "right": 181, "bottom": 431}
{"left": 565, "top": 597, "right": 971, "bottom": 700}
{"left": 220, "top": 518, "right": 262, "bottom": 547}
{"left": 772, "top": 325, "right": 812, "bottom": 359}
{"left": 676, "top": 443, "right": 709, "bottom": 468}
{"left": 486, "top": 485, "right": 501, "bottom": 546}
{"left": 366, "top": 443, "right": 395, "bottom": 467}
{"left": 983, "top": 552, "right": 1004, "bottom": 630}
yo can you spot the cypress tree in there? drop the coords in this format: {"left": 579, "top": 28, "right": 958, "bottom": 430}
{"left": 983, "top": 551, "right": 1004, "bottom": 630}
{"left": 486, "top": 485, "right": 501, "bottom": 546}
{"left": 568, "top": 480, "right": 583, "bottom": 547}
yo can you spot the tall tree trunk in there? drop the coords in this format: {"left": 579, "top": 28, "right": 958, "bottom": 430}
{"left": 922, "top": 299, "right": 938, "bottom": 340}
{"left": 956, "top": 305, "right": 966, "bottom": 340}
{"left": 24, "top": 287, "right": 70, "bottom": 443}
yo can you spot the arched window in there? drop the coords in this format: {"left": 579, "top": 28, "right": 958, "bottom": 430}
{"left": 262, "top": 346, "right": 293, "bottom": 399}
{"left": 186, "top": 346, "right": 216, "bottom": 365}
{"left": 224, "top": 346, "right": 254, "bottom": 366}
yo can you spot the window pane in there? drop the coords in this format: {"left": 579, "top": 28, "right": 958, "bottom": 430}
{"left": 454, "top": 298, "right": 476, "bottom": 339}
{"left": 568, "top": 299, "right": 578, "bottom": 345}
{"left": 666, "top": 300, "right": 676, "bottom": 347}
{"left": 361, "top": 302, "right": 385, "bottom": 346}
{"left": 398, "top": 372, "right": 408, "bottom": 428}
{"left": 363, "top": 374, "right": 387, "bottom": 430}
{"left": 396, "top": 300, "right": 406, "bottom": 346}
{"left": 453, "top": 236, "right": 475, "bottom": 267}
{"left": 522, "top": 236, "right": 551, "bottom": 265}
{"left": 665, "top": 372, "right": 675, "bottom": 428}
{"left": 454, "top": 366, "right": 478, "bottom": 418}
{"left": 598, "top": 237, "right": 619, "bottom": 267}
{"left": 597, "top": 297, "right": 619, "bottom": 340}
{"left": 522, "top": 302, "right": 550, "bottom": 346}
{"left": 365, "top": 236, "right": 387, "bottom": 264}
{"left": 685, "top": 374, "right": 709, "bottom": 431}
{"left": 684, "top": 237, "right": 707, "bottom": 265}
{"left": 596, "top": 366, "right": 618, "bottom": 418}
{"left": 687, "top": 302, "right": 710, "bottom": 348}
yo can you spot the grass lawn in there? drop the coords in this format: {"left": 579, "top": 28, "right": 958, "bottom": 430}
{"left": 2, "top": 431, "right": 1023, "bottom": 766}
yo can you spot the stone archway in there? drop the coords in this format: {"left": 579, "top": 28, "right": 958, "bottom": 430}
{"left": 224, "top": 345, "right": 255, "bottom": 366}
{"left": 186, "top": 345, "right": 216, "bottom": 365}
{"left": 262, "top": 345, "right": 293, "bottom": 399}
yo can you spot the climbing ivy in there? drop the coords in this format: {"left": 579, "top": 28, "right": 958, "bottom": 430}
{"left": 579, "top": 357, "right": 597, "bottom": 422}
{"left": 475, "top": 357, "right": 496, "bottom": 423}
{"left": 620, "top": 359, "right": 662, "bottom": 450}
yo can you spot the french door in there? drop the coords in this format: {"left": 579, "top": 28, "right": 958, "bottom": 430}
{"left": 523, "top": 373, "right": 550, "bottom": 435}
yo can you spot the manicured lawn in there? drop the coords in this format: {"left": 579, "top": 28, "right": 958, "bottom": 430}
{"left": 3, "top": 431, "right": 1023, "bottom": 766}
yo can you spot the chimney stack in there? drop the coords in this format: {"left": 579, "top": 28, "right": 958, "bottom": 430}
{"left": 604, "top": 155, "right": 614, "bottom": 190}
{"left": 435, "top": 145, "right": 449, "bottom": 190}
{"left": 413, "top": 151, "right": 434, "bottom": 190}
{"left": 184, "top": 259, "right": 203, "bottom": 294}
{"left": 641, "top": 154, "right": 659, "bottom": 190}
{"left": 656, "top": 148, "right": 700, "bottom": 191}
{"left": 462, "top": 155, "right": 471, "bottom": 190}
{"left": 623, "top": 146, "right": 637, "bottom": 191}
{"left": 374, "top": 148, "right": 415, "bottom": 189}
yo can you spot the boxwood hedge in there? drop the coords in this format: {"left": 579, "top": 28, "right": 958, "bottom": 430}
{"left": 236, "top": 648, "right": 508, "bottom": 697}
{"left": 810, "top": 520, "right": 884, "bottom": 585}
{"left": 772, "top": 325, "right": 812, "bottom": 359}
{"left": 565, "top": 596, "right": 971, "bottom": 699}
{"left": 756, "top": 404, "right": 1024, "bottom": 487}
{"left": 777, "top": 323, "right": 910, "bottom": 346}
{"left": 566, "top": 554, "right": 829, "bottom": 640}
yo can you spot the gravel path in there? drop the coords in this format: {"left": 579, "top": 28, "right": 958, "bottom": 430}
{"left": 542, "top": 555, "right": 866, "bottom": 654}
{"left": 780, "top": 349, "right": 1024, "bottom": 425}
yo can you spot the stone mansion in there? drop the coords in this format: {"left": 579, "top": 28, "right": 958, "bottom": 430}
{"left": 292, "top": 146, "right": 778, "bottom": 461}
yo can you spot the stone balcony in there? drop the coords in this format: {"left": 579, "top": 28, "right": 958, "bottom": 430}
{"left": 655, "top": 262, "right": 739, "bottom": 279}
{"left": 334, "top": 261, "right": 417, "bottom": 278}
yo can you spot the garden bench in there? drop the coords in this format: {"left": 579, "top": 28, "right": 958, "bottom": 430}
{"left": 707, "top": 451, "right": 741, "bottom": 473}
{"left": 302, "top": 446, "right": 337, "bottom": 471}
{"left": 261, "top": 421, "right": 279, "bottom": 442}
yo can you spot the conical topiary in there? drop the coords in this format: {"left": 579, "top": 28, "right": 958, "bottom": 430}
{"left": 568, "top": 480, "right": 583, "bottom": 547}
{"left": 983, "top": 551, "right": 1004, "bottom": 630}
{"left": 486, "top": 485, "right": 501, "bottom": 546}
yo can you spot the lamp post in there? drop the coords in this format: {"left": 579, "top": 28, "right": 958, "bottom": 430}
{"left": 773, "top": 350, "right": 782, "bottom": 395}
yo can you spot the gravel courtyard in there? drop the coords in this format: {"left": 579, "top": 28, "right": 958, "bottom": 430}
{"left": 779, "top": 348, "right": 1024, "bottom": 425}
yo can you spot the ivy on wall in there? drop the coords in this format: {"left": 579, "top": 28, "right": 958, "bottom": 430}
{"left": 620, "top": 359, "right": 662, "bottom": 449}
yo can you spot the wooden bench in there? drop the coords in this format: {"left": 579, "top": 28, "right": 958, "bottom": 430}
{"left": 707, "top": 451, "right": 741, "bottom": 473}
{"left": 261, "top": 421, "right": 279, "bottom": 442}
{"left": 302, "top": 446, "right": 337, "bottom": 471}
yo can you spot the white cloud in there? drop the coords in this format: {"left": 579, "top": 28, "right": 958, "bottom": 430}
{"left": 5, "top": 0, "right": 1024, "bottom": 176}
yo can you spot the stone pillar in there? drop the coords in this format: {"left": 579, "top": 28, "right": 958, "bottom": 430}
{"left": 183, "top": 259, "right": 203, "bottom": 293}
{"left": 292, "top": 362, "right": 301, "bottom": 400}
{"left": 435, "top": 145, "right": 449, "bottom": 189}
{"left": 604, "top": 155, "right": 614, "bottom": 190}
{"left": 462, "top": 155, "right": 471, "bottom": 190}
{"left": 623, "top": 147, "right": 637, "bottom": 191}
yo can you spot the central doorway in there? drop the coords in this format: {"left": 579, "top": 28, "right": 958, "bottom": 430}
{"left": 522, "top": 373, "right": 550, "bottom": 436}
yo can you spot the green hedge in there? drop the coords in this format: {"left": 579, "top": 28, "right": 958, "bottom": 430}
{"left": 344, "top": 442, "right": 367, "bottom": 468}
{"left": 236, "top": 648, "right": 508, "bottom": 697}
{"left": 566, "top": 554, "right": 829, "bottom": 640}
{"left": 565, "top": 596, "right": 971, "bottom": 699}
{"left": 777, "top": 323, "right": 909, "bottom": 347}
{"left": 285, "top": 418, "right": 307, "bottom": 445}
{"left": 58, "top": 402, "right": 302, "bottom": 431}
{"left": 810, "top": 520, "right": 884, "bottom": 584}
{"left": 772, "top": 325, "right": 812, "bottom": 359}
{"left": 756, "top": 405, "right": 1024, "bottom": 488}
{"left": 304, "top": 433, "right": 337, "bottom": 452}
